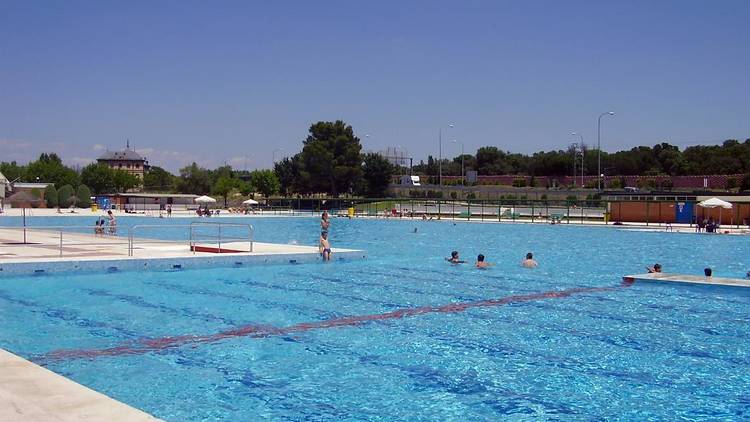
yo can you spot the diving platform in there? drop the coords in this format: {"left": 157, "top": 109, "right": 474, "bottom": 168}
{"left": 623, "top": 273, "right": 750, "bottom": 288}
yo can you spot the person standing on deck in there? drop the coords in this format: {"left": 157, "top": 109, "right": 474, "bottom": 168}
{"left": 107, "top": 210, "right": 117, "bottom": 235}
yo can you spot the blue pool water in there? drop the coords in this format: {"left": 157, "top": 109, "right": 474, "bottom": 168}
{"left": 1, "top": 216, "right": 750, "bottom": 420}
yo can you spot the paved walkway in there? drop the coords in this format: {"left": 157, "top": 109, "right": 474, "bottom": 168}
{"left": 0, "top": 349, "right": 160, "bottom": 421}
{"left": 0, "top": 228, "right": 351, "bottom": 263}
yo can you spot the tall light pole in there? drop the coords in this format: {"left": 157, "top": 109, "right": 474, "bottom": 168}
{"left": 452, "top": 139, "right": 464, "bottom": 185}
{"left": 571, "top": 132, "right": 584, "bottom": 187}
{"left": 438, "top": 124, "right": 454, "bottom": 186}
{"left": 597, "top": 111, "right": 615, "bottom": 190}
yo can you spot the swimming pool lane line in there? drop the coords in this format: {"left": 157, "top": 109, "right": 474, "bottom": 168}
{"left": 40, "top": 281, "right": 632, "bottom": 362}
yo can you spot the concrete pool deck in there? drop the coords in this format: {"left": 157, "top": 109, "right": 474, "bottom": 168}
{"left": 0, "top": 348, "right": 160, "bottom": 421}
{"left": 0, "top": 228, "right": 366, "bottom": 276}
{"left": 624, "top": 272, "right": 750, "bottom": 288}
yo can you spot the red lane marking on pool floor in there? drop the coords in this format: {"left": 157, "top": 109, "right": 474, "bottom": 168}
{"left": 43, "top": 284, "right": 630, "bottom": 362}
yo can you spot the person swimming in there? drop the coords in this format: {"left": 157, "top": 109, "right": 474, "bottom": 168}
{"left": 521, "top": 252, "right": 538, "bottom": 268}
{"left": 446, "top": 251, "right": 465, "bottom": 264}
{"left": 475, "top": 254, "right": 490, "bottom": 268}
{"left": 704, "top": 267, "right": 712, "bottom": 277}
{"left": 647, "top": 263, "right": 662, "bottom": 273}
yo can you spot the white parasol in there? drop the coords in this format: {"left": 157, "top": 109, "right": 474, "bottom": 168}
{"left": 698, "top": 197, "right": 732, "bottom": 227}
{"left": 242, "top": 199, "right": 259, "bottom": 205}
{"left": 194, "top": 195, "right": 217, "bottom": 204}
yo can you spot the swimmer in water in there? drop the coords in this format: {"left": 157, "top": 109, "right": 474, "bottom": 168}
{"left": 647, "top": 263, "right": 662, "bottom": 273}
{"left": 704, "top": 267, "right": 712, "bottom": 277}
{"left": 475, "top": 254, "right": 491, "bottom": 269}
{"left": 521, "top": 252, "right": 538, "bottom": 268}
{"left": 446, "top": 251, "right": 465, "bottom": 264}
{"left": 413, "top": 227, "right": 418, "bottom": 233}
{"left": 321, "top": 211, "right": 330, "bottom": 232}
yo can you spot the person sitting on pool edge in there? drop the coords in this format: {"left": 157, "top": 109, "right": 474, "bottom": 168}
{"left": 475, "top": 254, "right": 491, "bottom": 269}
{"left": 446, "top": 251, "right": 465, "bottom": 264}
{"left": 521, "top": 252, "right": 538, "bottom": 268}
{"left": 704, "top": 267, "right": 712, "bottom": 277}
{"left": 647, "top": 263, "right": 662, "bottom": 273}
{"left": 319, "top": 231, "right": 332, "bottom": 261}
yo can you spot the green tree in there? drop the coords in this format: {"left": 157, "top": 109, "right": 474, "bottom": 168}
{"left": 238, "top": 180, "right": 253, "bottom": 196}
{"left": 44, "top": 185, "right": 59, "bottom": 208}
{"left": 250, "top": 169, "right": 280, "bottom": 198}
{"left": 212, "top": 176, "right": 238, "bottom": 208}
{"left": 81, "top": 163, "right": 115, "bottom": 194}
{"left": 112, "top": 170, "right": 140, "bottom": 192}
{"left": 274, "top": 155, "right": 302, "bottom": 194}
{"left": 76, "top": 185, "right": 92, "bottom": 208}
{"left": 143, "top": 166, "right": 175, "bottom": 192}
{"left": 176, "top": 162, "right": 211, "bottom": 194}
{"left": 298, "top": 120, "right": 363, "bottom": 195}
{"left": 741, "top": 173, "right": 750, "bottom": 191}
{"left": 0, "top": 161, "right": 26, "bottom": 181}
{"left": 57, "top": 184, "right": 75, "bottom": 207}
{"left": 358, "top": 153, "right": 395, "bottom": 197}
{"left": 25, "top": 153, "right": 80, "bottom": 188}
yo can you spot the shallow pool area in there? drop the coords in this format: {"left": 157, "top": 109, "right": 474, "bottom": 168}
{"left": 1, "top": 216, "right": 750, "bottom": 420}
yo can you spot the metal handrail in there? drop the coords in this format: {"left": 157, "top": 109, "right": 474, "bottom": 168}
{"left": 0, "top": 223, "right": 254, "bottom": 258}
{"left": 0, "top": 225, "right": 130, "bottom": 258}
{"left": 128, "top": 222, "right": 254, "bottom": 256}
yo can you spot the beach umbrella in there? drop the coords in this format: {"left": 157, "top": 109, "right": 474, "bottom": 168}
{"left": 7, "top": 191, "right": 43, "bottom": 243}
{"left": 698, "top": 197, "right": 732, "bottom": 225}
{"left": 194, "top": 195, "right": 217, "bottom": 204}
{"left": 242, "top": 198, "right": 259, "bottom": 205}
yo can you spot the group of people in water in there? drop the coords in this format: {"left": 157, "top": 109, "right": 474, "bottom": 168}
{"left": 647, "top": 263, "right": 750, "bottom": 279}
{"left": 446, "top": 250, "right": 539, "bottom": 269}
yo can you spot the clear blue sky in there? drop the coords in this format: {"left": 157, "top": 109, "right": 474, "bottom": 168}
{"left": 1, "top": 0, "right": 748, "bottom": 172}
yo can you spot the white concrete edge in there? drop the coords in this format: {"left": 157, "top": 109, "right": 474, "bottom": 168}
{"left": 0, "top": 348, "right": 161, "bottom": 421}
{"left": 0, "top": 249, "right": 367, "bottom": 277}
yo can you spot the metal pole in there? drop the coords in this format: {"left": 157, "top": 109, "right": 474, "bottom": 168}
{"left": 460, "top": 142, "right": 464, "bottom": 186}
{"left": 597, "top": 112, "right": 614, "bottom": 191}
{"left": 597, "top": 114, "right": 602, "bottom": 190}
{"left": 218, "top": 224, "right": 222, "bottom": 253}
{"left": 438, "top": 128, "right": 442, "bottom": 186}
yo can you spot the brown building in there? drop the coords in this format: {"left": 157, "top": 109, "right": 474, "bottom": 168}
{"left": 96, "top": 142, "right": 149, "bottom": 180}
{"left": 606, "top": 192, "right": 750, "bottom": 227}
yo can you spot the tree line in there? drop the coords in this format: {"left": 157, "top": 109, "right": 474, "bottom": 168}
{"left": 412, "top": 139, "right": 750, "bottom": 178}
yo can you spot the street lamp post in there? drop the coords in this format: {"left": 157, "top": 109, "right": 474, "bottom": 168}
{"left": 438, "top": 124, "right": 454, "bottom": 186}
{"left": 571, "top": 142, "right": 578, "bottom": 187}
{"left": 452, "top": 139, "right": 464, "bottom": 185}
{"left": 597, "top": 111, "right": 615, "bottom": 191}
{"left": 571, "top": 132, "right": 584, "bottom": 187}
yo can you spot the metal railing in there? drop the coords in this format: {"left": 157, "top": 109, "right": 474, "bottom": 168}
{"left": 128, "top": 222, "right": 254, "bottom": 256}
{"left": 0, "top": 222, "right": 254, "bottom": 258}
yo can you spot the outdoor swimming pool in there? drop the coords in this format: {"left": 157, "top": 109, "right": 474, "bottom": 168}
{"left": 1, "top": 216, "right": 750, "bottom": 420}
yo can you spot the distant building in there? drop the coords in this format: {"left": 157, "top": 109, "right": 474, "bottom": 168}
{"left": 96, "top": 141, "right": 150, "bottom": 180}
